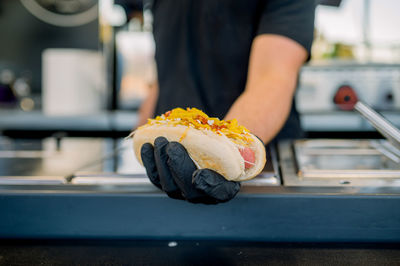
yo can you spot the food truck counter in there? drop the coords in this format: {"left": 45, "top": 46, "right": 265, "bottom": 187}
{"left": 0, "top": 137, "right": 399, "bottom": 243}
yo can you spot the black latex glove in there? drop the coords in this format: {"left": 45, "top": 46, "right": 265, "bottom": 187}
{"left": 141, "top": 137, "right": 241, "bottom": 204}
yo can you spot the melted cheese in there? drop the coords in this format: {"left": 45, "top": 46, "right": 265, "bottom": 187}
{"left": 139, "top": 107, "right": 254, "bottom": 146}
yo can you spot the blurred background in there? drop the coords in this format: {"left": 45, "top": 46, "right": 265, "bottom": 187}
{"left": 0, "top": 0, "right": 399, "bottom": 137}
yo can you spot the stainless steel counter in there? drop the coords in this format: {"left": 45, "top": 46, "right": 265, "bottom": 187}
{"left": 0, "top": 110, "right": 137, "bottom": 132}
{"left": 0, "top": 136, "right": 280, "bottom": 186}
{"left": 1, "top": 109, "right": 399, "bottom": 134}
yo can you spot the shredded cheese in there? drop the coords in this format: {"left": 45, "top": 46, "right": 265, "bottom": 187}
{"left": 139, "top": 107, "right": 254, "bottom": 146}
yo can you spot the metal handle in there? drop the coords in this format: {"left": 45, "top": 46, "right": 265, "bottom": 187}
{"left": 354, "top": 101, "right": 400, "bottom": 149}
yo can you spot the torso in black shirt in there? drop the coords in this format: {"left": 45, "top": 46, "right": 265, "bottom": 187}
{"left": 151, "top": 0, "right": 315, "bottom": 139}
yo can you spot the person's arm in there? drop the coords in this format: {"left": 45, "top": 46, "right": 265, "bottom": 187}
{"left": 224, "top": 34, "right": 307, "bottom": 144}
{"left": 137, "top": 82, "right": 158, "bottom": 127}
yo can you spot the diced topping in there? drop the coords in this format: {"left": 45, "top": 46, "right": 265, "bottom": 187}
{"left": 140, "top": 107, "right": 254, "bottom": 145}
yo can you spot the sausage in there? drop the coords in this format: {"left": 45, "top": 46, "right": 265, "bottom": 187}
{"left": 239, "top": 147, "right": 255, "bottom": 169}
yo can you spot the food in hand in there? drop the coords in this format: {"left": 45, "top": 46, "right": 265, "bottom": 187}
{"left": 132, "top": 108, "right": 266, "bottom": 181}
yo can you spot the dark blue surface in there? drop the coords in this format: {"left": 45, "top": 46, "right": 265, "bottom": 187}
{"left": 1, "top": 191, "right": 400, "bottom": 242}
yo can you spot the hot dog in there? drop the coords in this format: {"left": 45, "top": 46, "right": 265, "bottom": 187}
{"left": 132, "top": 108, "right": 266, "bottom": 181}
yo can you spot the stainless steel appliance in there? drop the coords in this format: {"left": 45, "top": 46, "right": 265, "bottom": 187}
{"left": 297, "top": 63, "right": 400, "bottom": 131}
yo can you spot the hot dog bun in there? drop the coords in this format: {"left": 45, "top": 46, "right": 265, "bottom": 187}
{"left": 132, "top": 108, "right": 266, "bottom": 181}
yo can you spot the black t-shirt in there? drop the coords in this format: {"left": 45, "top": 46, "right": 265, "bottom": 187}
{"left": 152, "top": 0, "right": 315, "bottom": 139}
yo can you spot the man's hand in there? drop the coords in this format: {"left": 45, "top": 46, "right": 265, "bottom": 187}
{"left": 141, "top": 137, "right": 241, "bottom": 204}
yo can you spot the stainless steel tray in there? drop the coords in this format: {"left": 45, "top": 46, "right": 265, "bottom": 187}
{"left": 294, "top": 139, "right": 400, "bottom": 178}
{"left": 280, "top": 139, "right": 400, "bottom": 187}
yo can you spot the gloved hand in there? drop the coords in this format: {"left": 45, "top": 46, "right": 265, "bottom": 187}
{"left": 141, "top": 137, "right": 241, "bottom": 204}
